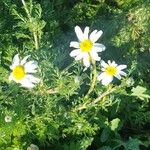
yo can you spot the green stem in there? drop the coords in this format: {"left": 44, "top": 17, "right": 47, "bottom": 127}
{"left": 21, "top": 0, "right": 30, "bottom": 17}
{"left": 85, "top": 60, "right": 97, "bottom": 98}
{"left": 90, "top": 87, "right": 116, "bottom": 106}
{"left": 77, "top": 87, "right": 116, "bottom": 111}
{"left": 21, "top": 0, "right": 39, "bottom": 50}
{"left": 33, "top": 32, "right": 39, "bottom": 50}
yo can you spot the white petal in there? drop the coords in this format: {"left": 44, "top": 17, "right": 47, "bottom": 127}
{"left": 111, "top": 61, "right": 116, "bottom": 65}
{"left": 98, "top": 72, "right": 113, "bottom": 85}
{"left": 101, "top": 60, "right": 108, "bottom": 68}
{"left": 83, "top": 67, "right": 88, "bottom": 72}
{"left": 107, "top": 60, "right": 118, "bottom": 67}
{"left": 90, "top": 51, "right": 100, "bottom": 61}
{"left": 89, "top": 30, "right": 97, "bottom": 41}
{"left": 101, "top": 68, "right": 105, "bottom": 71}
{"left": 97, "top": 72, "right": 106, "bottom": 81}
{"left": 90, "top": 30, "right": 103, "bottom": 43}
{"left": 75, "top": 26, "right": 84, "bottom": 41}
{"left": 20, "top": 77, "right": 35, "bottom": 88}
{"left": 101, "top": 76, "right": 113, "bottom": 86}
{"left": 24, "top": 61, "right": 38, "bottom": 73}
{"left": 13, "top": 54, "right": 20, "bottom": 64}
{"left": 25, "top": 75, "right": 40, "bottom": 84}
{"left": 83, "top": 58, "right": 90, "bottom": 67}
{"left": 83, "top": 26, "right": 89, "bottom": 39}
{"left": 111, "top": 61, "right": 117, "bottom": 67}
{"left": 75, "top": 54, "right": 83, "bottom": 60}
{"left": 119, "top": 71, "right": 127, "bottom": 76}
{"left": 115, "top": 70, "right": 127, "bottom": 79}
{"left": 93, "top": 43, "right": 106, "bottom": 52}
{"left": 10, "top": 54, "right": 20, "bottom": 69}
{"left": 70, "top": 49, "right": 80, "bottom": 57}
{"left": 117, "top": 65, "right": 127, "bottom": 70}
{"left": 108, "top": 60, "right": 111, "bottom": 65}
{"left": 83, "top": 53, "right": 90, "bottom": 67}
{"left": 20, "top": 55, "right": 30, "bottom": 65}
{"left": 9, "top": 74, "right": 13, "bottom": 81}
{"left": 70, "top": 41, "right": 80, "bottom": 48}
{"left": 115, "top": 74, "right": 122, "bottom": 79}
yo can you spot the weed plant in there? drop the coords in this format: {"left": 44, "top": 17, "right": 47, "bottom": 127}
{"left": 0, "top": 0, "right": 150, "bottom": 150}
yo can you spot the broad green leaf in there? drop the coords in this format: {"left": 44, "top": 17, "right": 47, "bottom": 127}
{"left": 131, "top": 86, "right": 150, "bottom": 100}
{"left": 125, "top": 137, "right": 141, "bottom": 150}
{"left": 110, "top": 118, "right": 120, "bottom": 131}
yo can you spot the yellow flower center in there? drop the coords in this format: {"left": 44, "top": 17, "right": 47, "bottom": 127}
{"left": 12, "top": 65, "right": 25, "bottom": 80}
{"left": 105, "top": 66, "right": 117, "bottom": 76}
{"left": 80, "top": 39, "right": 93, "bottom": 52}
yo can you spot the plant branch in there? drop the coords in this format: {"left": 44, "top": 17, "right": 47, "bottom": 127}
{"left": 90, "top": 87, "right": 116, "bottom": 106}
{"left": 21, "top": 0, "right": 32, "bottom": 20}
{"left": 21, "top": 0, "right": 39, "bottom": 49}
{"left": 33, "top": 32, "right": 39, "bottom": 50}
{"left": 85, "top": 60, "right": 97, "bottom": 98}
{"left": 76, "top": 87, "right": 116, "bottom": 111}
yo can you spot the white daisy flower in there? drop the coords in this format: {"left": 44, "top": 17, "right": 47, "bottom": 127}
{"left": 9, "top": 54, "right": 40, "bottom": 88}
{"left": 5, "top": 115, "right": 12, "bottom": 123}
{"left": 70, "top": 26, "right": 105, "bottom": 67}
{"left": 98, "top": 60, "right": 127, "bottom": 86}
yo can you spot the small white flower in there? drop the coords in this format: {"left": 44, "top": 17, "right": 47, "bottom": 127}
{"left": 5, "top": 115, "right": 12, "bottom": 123}
{"left": 27, "top": 144, "right": 39, "bottom": 150}
{"left": 98, "top": 60, "right": 127, "bottom": 86}
{"left": 70, "top": 26, "right": 105, "bottom": 67}
{"left": 9, "top": 54, "right": 40, "bottom": 88}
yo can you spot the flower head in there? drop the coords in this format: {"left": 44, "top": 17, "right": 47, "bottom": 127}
{"left": 5, "top": 115, "right": 12, "bottom": 123}
{"left": 9, "top": 54, "right": 40, "bottom": 88}
{"left": 98, "top": 60, "right": 127, "bottom": 86}
{"left": 70, "top": 26, "right": 105, "bottom": 67}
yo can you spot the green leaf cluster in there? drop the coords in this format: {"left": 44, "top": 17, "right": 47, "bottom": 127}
{"left": 0, "top": 0, "right": 149, "bottom": 149}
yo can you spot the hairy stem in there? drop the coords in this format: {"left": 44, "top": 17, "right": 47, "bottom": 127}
{"left": 21, "top": 0, "right": 31, "bottom": 19}
{"left": 21, "top": 0, "right": 39, "bottom": 49}
{"left": 33, "top": 32, "right": 39, "bottom": 50}
{"left": 77, "top": 87, "right": 116, "bottom": 111}
{"left": 90, "top": 87, "right": 116, "bottom": 106}
{"left": 85, "top": 60, "right": 97, "bottom": 98}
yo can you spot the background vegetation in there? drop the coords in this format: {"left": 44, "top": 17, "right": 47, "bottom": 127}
{"left": 0, "top": 0, "right": 150, "bottom": 149}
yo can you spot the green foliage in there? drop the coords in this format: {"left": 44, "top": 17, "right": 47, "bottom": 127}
{"left": 125, "top": 137, "right": 141, "bottom": 150}
{"left": 131, "top": 85, "right": 150, "bottom": 100}
{"left": 0, "top": 0, "right": 149, "bottom": 149}
{"left": 63, "top": 137, "right": 93, "bottom": 150}
{"left": 110, "top": 118, "right": 120, "bottom": 131}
